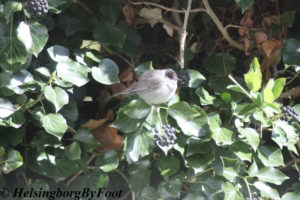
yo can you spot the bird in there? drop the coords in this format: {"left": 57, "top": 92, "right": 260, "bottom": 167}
{"left": 111, "top": 69, "right": 179, "bottom": 105}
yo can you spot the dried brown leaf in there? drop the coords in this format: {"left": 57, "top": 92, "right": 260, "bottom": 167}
{"left": 122, "top": 4, "right": 135, "bottom": 25}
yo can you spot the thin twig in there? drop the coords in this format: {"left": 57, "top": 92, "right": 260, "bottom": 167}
{"left": 202, "top": 0, "right": 244, "bottom": 51}
{"left": 179, "top": 0, "right": 192, "bottom": 69}
{"left": 244, "top": 177, "right": 252, "bottom": 200}
{"left": 285, "top": 71, "right": 300, "bottom": 86}
{"left": 66, "top": 153, "right": 97, "bottom": 186}
{"left": 129, "top": 0, "right": 205, "bottom": 13}
{"left": 228, "top": 74, "right": 252, "bottom": 100}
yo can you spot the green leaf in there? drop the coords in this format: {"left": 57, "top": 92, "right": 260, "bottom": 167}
{"left": 122, "top": 29, "right": 141, "bottom": 59}
{"left": 221, "top": 157, "right": 242, "bottom": 182}
{"left": 222, "top": 182, "right": 243, "bottom": 200}
{"left": 73, "top": 128, "right": 99, "bottom": 146}
{"left": 204, "top": 53, "right": 236, "bottom": 76}
{"left": 272, "top": 120, "right": 298, "bottom": 154}
{"left": 125, "top": 128, "right": 152, "bottom": 162}
{"left": 65, "top": 141, "right": 81, "bottom": 160}
{"left": 93, "top": 21, "right": 127, "bottom": 48}
{"left": 254, "top": 181, "right": 280, "bottom": 200}
{"left": 95, "top": 150, "right": 119, "bottom": 172}
{"left": 112, "top": 111, "right": 144, "bottom": 133}
{"left": 16, "top": 21, "right": 48, "bottom": 57}
{"left": 234, "top": 0, "right": 254, "bottom": 13}
{"left": 185, "top": 151, "right": 214, "bottom": 174}
{"left": 56, "top": 60, "right": 90, "bottom": 87}
{"left": 186, "top": 138, "right": 211, "bottom": 156}
{"left": 211, "top": 127, "right": 235, "bottom": 146}
{"left": 140, "top": 186, "right": 160, "bottom": 200}
{"left": 47, "top": 45, "right": 70, "bottom": 62}
{"left": 41, "top": 113, "right": 68, "bottom": 139}
{"left": 128, "top": 160, "right": 151, "bottom": 192}
{"left": 282, "top": 192, "right": 300, "bottom": 200}
{"left": 0, "top": 146, "right": 5, "bottom": 157}
{"left": 248, "top": 160, "right": 258, "bottom": 176}
{"left": 92, "top": 58, "right": 120, "bottom": 85}
{"left": 196, "top": 87, "right": 215, "bottom": 105}
{"left": 156, "top": 155, "right": 181, "bottom": 176}
{"left": 256, "top": 166, "right": 289, "bottom": 185}
{"left": 0, "top": 37, "right": 28, "bottom": 65}
{"left": 134, "top": 61, "right": 154, "bottom": 75}
{"left": 229, "top": 141, "right": 252, "bottom": 161}
{"left": 169, "top": 102, "right": 208, "bottom": 137}
{"left": 0, "top": 97, "right": 15, "bottom": 118}
{"left": 3, "top": 149, "right": 23, "bottom": 173}
{"left": 6, "top": 69, "right": 34, "bottom": 95}
{"left": 244, "top": 57, "right": 262, "bottom": 92}
{"left": 282, "top": 38, "right": 300, "bottom": 67}
{"left": 281, "top": 11, "right": 296, "bottom": 27}
{"left": 262, "top": 79, "right": 275, "bottom": 103}
{"left": 238, "top": 128, "right": 259, "bottom": 151}
{"left": 44, "top": 86, "right": 69, "bottom": 112}
{"left": 4, "top": 1, "right": 22, "bottom": 23}
{"left": 257, "top": 145, "right": 284, "bottom": 167}
{"left": 272, "top": 78, "right": 286, "bottom": 100}
{"left": 60, "top": 16, "right": 81, "bottom": 36}
{"left": 187, "top": 69, "right": 206, "bottom": 88}
{"left": 122, "top": 99, "right": 151, "bottom": 119}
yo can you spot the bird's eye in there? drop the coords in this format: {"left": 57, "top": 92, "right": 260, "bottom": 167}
{"left": 166, "top": 71, "right": 176, "bottom": 79}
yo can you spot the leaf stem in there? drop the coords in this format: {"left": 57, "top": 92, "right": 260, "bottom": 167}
{"left": 228, "top": 74, "right": 253, "bottom": 100}
{"left": 243, "top": 177, "right": 252, "bottom": 200}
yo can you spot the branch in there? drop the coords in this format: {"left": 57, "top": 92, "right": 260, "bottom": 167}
{"left": 202, "top": 0, "right": 244, "bottom": 51}
{"left": 129, "top": 0, "right": 205, "bottom": 13}
{"left": 179, "top": 0, "right": 192, "bottom": 69}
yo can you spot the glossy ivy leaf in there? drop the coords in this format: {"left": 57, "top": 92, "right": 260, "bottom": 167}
{"left": 122, "top": 29, "right": 142, "bottom": 59}
{"left": 256, "top": 166, "right": 288, "bottom": 185}
{"left": 281, "top": 192, "right": 300, "bottom": 200}
{"left": 281, "top": 11, "right": 296, "bottom": 28}
{"left": 222, "top": 182, "right": 243, "bottom": 200}
{"left": 47, "top": 45, "right": 70, "bottom": 62}
{"left": 156, "top": 155, "right": 181, "bottom": 176}
{"left": 211, "top": 127, "right": 235, "bottom": 146}
{"left": 6, "top": 69, "right": 34, "bottom": 94}
{"left": 95, "top": 150, "right": 119, "bottom": 172}
{"left": 0, "top": 37, "right": 28, "bottom": 65}
{"left": 128, "top": 160, "right": 151, "bottom": 193}
{"left": 56, "top": 60, "right": 90, "bottom": 87}
{"left": 272, "top": 78, "right": 286, "bottom": 100}
{"left": 3, "top": 149, "right": 23, "bottom": 173}
{"left": 187, "top": 69, "right": 206, "bottom": 88}
{"left": 0, "top": 146, "right": 5, "bottom": 157}
{"left": 122, "top": 99, "right": 151, "bottom": 119}
{"left": 44, "top": 86, "right": 69, "bottom": 112}
{"left": 16, "top": 21, "right": 48, "bottom": 57}
{"left": 257, "top": 145, "right": 284, "bottom": 167}
{"left": 41, "top": 113, "right": 68, "bottom": 140}
{"left": 238, "top": 128, "right": 259, "bottom": 151}
{"left": 140, "top": 186, "right": 160, "bottom": 200}
{"left": 60, "top": 16, "right": 81, "bottom": 36}
{"left": 204, "top": 53, "right": 236, "bottom": 76}
{"left": 169, "top": 102, "right": 208, "bottom": 137}
{"left": 282, "top": 38, "right": 300, "bottom": 67}
{"left": 93, "top": 21, "right": 127, "bottom": 48}
{"left": 253, "top": 181, "right": 280, "bottom": 200}
{"left": 272, "top": 120, "right": 298, "bottom": 154}
{"left": 244, "top": 57, "right": 262, "bottom": 92}
{"left": 92, "top": 58, "right": 120, "bottom": 85}
{"left": 4, "top": 1, "right": 22, "bottom": 23}
{"left": 185, "top": 151, "right": 214, "bottom": 174}
{"left": 99, "top": 0, "right": 122, "bottom": 24}
{"left": 0, "top": 97, "right": 15, "bottom": 118}
{"left": 229, "top": 141, "right": 252, "bottom": 161}
{"left": 65, "top": 141, "right": 81, "bottom": 160}
{"left": 112, "top": 111, "right": 143, "bottom": 133}
{"left": 221, "top": 157, "right": 242, "bottom": 182}
{"left": 134, "top": 61, "right": 154, "bottom": 75}
{"left": 125, "top": 128, "right": 153, "bottom": 162}
{"left": 248, "top": 160, "right": 258, "bottom": 176}
{"left": 186, "top": 138, "right": 211, "bottom": 156}
{"left": 73, "top": 128, "right": 99, "bottom": 147}
{"left": 234, "top": 0, "right": 254, "bottom": 13}
{"left": 196, "top": 87, "right": 215, "bottom": 105}
{"left": 158, "top": 178, "right": 182, "bottom": 199}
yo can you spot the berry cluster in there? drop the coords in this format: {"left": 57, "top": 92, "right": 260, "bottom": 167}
{"left": 281, "top": 106, "right": 299, "bottom": 123}
{"left": 177, "top": 70, "right": 190, "bottom": 88}
{"left": 153, "top": 125, "right": 177, "bottom": 147}
{"left": 26, "top": 0, "right": 49, "bottom": 17}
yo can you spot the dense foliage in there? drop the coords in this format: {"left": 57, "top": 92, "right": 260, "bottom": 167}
{"left": 0, "top": 0, "right": 300, "bottom": 199}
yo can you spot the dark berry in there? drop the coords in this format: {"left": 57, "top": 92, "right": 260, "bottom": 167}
{"left": 177, "top": 69, "right": 190, "bottom": 88}
{"left": 281, "top": 106, "right": 299, "bottom": 124}
{"left": 26, "top": 0, "right": 49, "bottom": 17}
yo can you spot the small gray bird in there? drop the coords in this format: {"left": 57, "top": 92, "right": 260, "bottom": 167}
{"left": 111, "top": 69, "right": 179, "bottom": 105}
